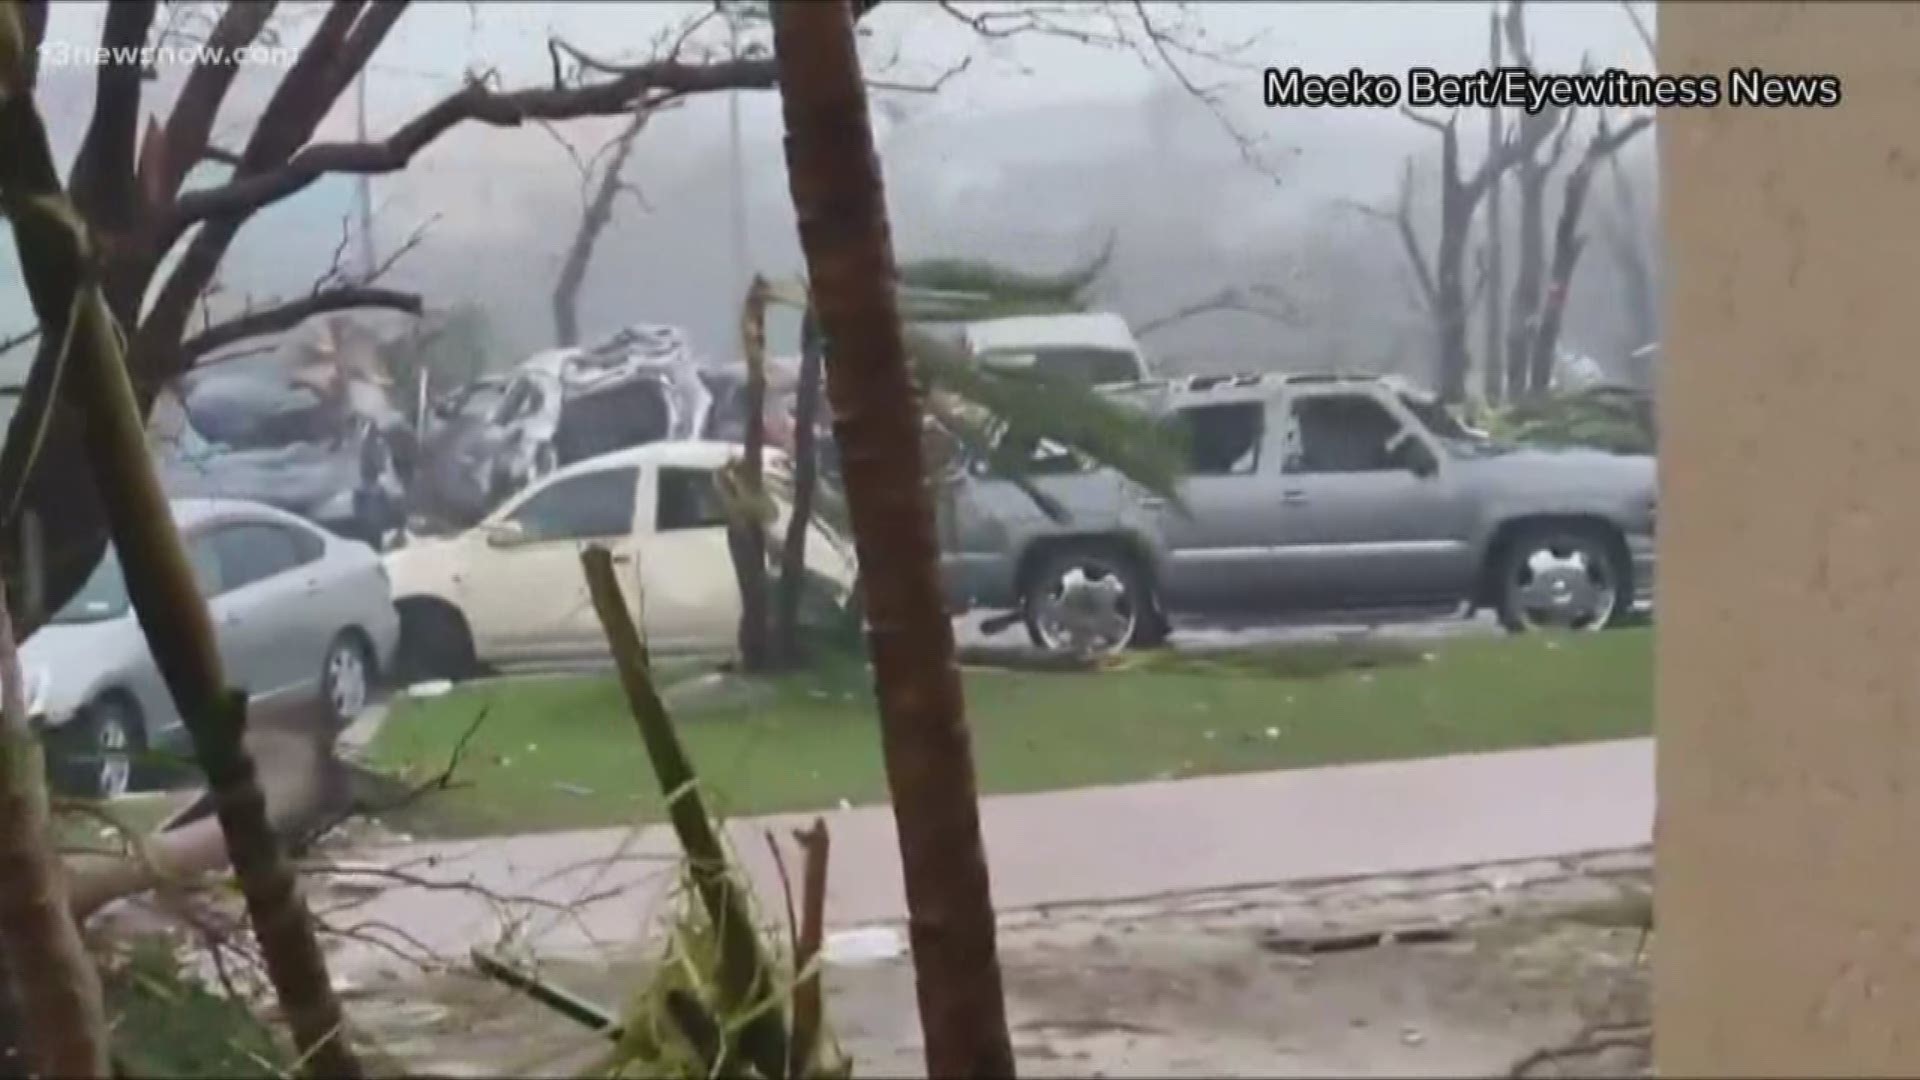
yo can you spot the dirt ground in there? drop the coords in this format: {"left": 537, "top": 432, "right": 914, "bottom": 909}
{"left": 346, "top": 849, "right": 1652, "bottom": 1078}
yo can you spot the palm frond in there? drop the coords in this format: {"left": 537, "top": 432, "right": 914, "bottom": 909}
{"left": 906, "top": 327, "right": 1188, "bottom": 513}
{"left": 897, "top": 236, "right": 1114, "bottom": 321}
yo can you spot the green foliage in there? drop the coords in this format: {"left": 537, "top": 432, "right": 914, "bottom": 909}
{"left": 908, "top": 326, "right": 1187, "bottom": 513}
{"left": 587, "top": 877, "right": 847, "bottom": 1080}
{"left": 896, "top": 237, "right": 1113, "bottom": 322}
{"left": 1477, "top": 386, "right": 1656, "bottom": 455}
{"left": 102, "top": 936, "right": 289, "bottom": 1078}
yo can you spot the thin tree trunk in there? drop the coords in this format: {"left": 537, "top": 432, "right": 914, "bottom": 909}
{"left": 769, "top": 3, "right": 1015, "bottom": 1077}
{"left": 0, "top": 43, "right": 361, "bottom": 1074}
{"left": 730, "top": 275, "right": 773, "bottom": 672}
{"left": 552, "top": 107, "right": 652, "bottom": 348}
{"left": 580, "top": 547, "right": 788, "bottom": 1078}
{"left": 1506, "top": 158, "right": 1550, "bottom": 399}
{"left": 1480, "top": 7, "right": 1507, "bottom": 406}
{"left": 1604, "top": 155, "right": 1659, "bottom": 385}
{"left": 0, "top": 589, "right": 111, "bottom": 1079}
{"left": 1433, "top": 179, "right": 1474, "bottom": 405}
{"left": 1527, "top": 116, "right": 1655, "bottom": 393}
{"left": 773, "top": 307, "right": 824, "bottom": 666}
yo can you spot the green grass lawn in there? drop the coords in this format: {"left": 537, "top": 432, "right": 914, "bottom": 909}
{"left": 366, "top": 629, "right": 1651, "bottom": 839}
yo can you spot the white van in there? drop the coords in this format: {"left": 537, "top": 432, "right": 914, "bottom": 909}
{"left": 961, "top": 312, "right": 1153, "bottom": 386}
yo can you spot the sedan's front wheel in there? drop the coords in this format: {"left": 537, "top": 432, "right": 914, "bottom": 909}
{"left": 49, "top": 698, "right": 144, "bottom": 800}
{"left": 322, "top": 632, "right": 374, "bottom": 726}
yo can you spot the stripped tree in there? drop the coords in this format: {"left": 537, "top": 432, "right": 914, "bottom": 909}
{"left": 1499, "top": 0, "right": 1577, "bottom": 401}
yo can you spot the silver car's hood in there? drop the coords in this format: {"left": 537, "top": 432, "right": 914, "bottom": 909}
{"left": 18, "top": 617, "right": 143, "bottom": 721}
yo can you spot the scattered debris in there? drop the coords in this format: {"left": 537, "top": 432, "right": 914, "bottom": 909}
{"left": 820, "top": 927, "right": 905, "bottom": 966}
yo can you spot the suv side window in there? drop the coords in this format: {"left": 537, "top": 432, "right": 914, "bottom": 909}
{"left": 656, "top": 466, "right": 733, "bottom": 532}
{"left": 1286, "top": 394, "right": 1407, "bottom": 474}
{"left": 1168, "top": 402, "right": 1262, "bottom": 476}
{"left": 985, "top": 429, "right": 1087, "bottom": 477}
{"left": 505, "top": 466, "right": 639, "bottom": 541}
{"left": 208, "top": 522, "right": 309, "bottom": 594}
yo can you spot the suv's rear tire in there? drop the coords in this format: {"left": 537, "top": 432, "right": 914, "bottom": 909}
{"left": 1492, "top": 524, "right": 1632, "bottom": 633}
{"left": 1021, "top": 545, "right": 1156, "bottom": 657}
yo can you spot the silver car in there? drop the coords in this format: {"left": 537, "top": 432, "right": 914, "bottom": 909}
{"left": 20, "top": 498, "right": 400, "bottom": 798}
{"left": 941, "top": 372, "right": 1657, "bottom": 654}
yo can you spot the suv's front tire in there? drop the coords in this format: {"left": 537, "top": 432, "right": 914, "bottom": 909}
{"left": 1021, "top": 544, "right": 1157, "bottom": 657}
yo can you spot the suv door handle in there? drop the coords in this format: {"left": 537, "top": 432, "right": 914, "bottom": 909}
{"left": 1281, "top": 490, "right": 1309, "bottom": 505}
{"left": 610, "top": 553, "right": 634, "bottom": 565}
{"left": 1136, "top": 497, "right": 1166, "bottom": 510}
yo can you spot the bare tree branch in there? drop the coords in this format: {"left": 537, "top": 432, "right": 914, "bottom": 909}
{"left": 1618, "top": 0, "right": 1656, "bottom": 62}
{"left": 1135, "top": 284, "right": 1302, "bottom": 336}
{"left": 166, "top": 58, "right": 775, "bottom": 235}
{"left": 553, "top": 104, "right": 662, "bottom": 346}
{"left": 135, "top": 1, "right": 410, "bottom": 387}
{"left": 1526, "top": 112, "right": 1655, "bottom": 388}
{"left": 144, "top": 1, "right": 280, "bottom": 204}
{"left": 0, "top": 329, "right": 38, "bottom": 359}
{"left": 180, "top": 288, "right": 423, "bottom": 364}
{"left": 868, "top": 54, "right": 973, "bottom": 94}
{"left": 67, "top": 0, "right": 158, "bottom": 256}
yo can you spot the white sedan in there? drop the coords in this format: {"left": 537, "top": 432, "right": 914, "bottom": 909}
{"left": 384, "top": 441, "right": 857, "bottom": 676}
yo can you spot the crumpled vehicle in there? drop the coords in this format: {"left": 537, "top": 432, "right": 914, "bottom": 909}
{"left": 409, "top": 324, "right": 715, "bottom": 531}
{"left": 152, "top": 319, "right": 414, "bottom": 547}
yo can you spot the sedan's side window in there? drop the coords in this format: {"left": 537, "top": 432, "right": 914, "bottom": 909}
{"left": 209, "top": 523, "right": 308, "bottom": 594}
{"left": 656, "top": 467, "right": 733, "bottom": 532}
{"left": 506, "top": 466, "right": 639, "bottom": 541}
{"left": 1286, "top": 394, "right": 1407, "bottom": 474}
{"left": 185, "top": 534, "right": 226, "bottom": 598}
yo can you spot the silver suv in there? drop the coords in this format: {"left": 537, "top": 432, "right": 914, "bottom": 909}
{"left": 939, "top": 373, "right": 1657, "bottom": 653}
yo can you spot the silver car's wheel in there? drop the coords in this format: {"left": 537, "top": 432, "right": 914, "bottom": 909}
{"left": 1023, "top": 548, "right": 1147, "bottom": 657}
{"left": 52, "top": 698, "right": 143, "bottom": 800}
{"left": 93, "top": 707, "right": 135, "bottom": 800}
{"left": 1496, "top": 529, "right": 1626, "bottom": 632}
{"left": 323, "top": 634, "right": 372, "bottom": 725}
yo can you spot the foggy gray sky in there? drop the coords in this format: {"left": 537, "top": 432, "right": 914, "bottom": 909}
{"left": 6, "top": 1, "right": 1659, "bottom": 383}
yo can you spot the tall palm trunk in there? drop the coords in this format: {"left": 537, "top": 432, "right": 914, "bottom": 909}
{"left": 769, "top": 3, "right": 1014, "bottom": 1076}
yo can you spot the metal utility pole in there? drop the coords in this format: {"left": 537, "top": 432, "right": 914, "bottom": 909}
{"left": 727, "top": 11, "right": 750, "bottom": 308}
{"left": 354, "top": 68, "right": 378, "bottom": 280}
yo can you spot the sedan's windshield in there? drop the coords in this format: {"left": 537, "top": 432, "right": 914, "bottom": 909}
{"left": 51, "top": 551, "right": 131, "bottom": 624}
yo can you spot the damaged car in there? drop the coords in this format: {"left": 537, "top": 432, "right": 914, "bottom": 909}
{"left": 408, "top": 324, "right": 714, "bottom": 531}
{"left": 154, "top": 319, "right": 414, "bottom": 548}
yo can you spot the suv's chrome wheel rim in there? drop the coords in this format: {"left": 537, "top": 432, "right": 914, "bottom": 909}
{"left": 327, "top": 642, "right": 369, "bottom": 721}
{"left": 96, "top": 713, "right": 132, "bottom": 799}
{"left": 1034, "top": 565, "right": 1136, "bottom": 655}
{"left": 1510, "top": 541, "right": 1616, "bottom": 630}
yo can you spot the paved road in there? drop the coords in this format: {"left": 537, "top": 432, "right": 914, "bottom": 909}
{"left": 321, "top": 737, "right": 1652, "bottom": 980}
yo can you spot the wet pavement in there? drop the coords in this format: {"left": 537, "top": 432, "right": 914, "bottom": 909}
{"left": 317, "top": 737, "right": 1653, "bottom": 983}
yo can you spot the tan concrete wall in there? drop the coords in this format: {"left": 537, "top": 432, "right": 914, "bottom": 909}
{"left": 1656, "top": 3, "right": 1920, "bottom": 1075}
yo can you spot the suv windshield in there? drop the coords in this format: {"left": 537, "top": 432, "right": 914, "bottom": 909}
{"left": 51, "top": 551, "right": 131, "bottom": 624}
{"left": 1397, "top": 392, "right": 1507, "bottom": 457}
